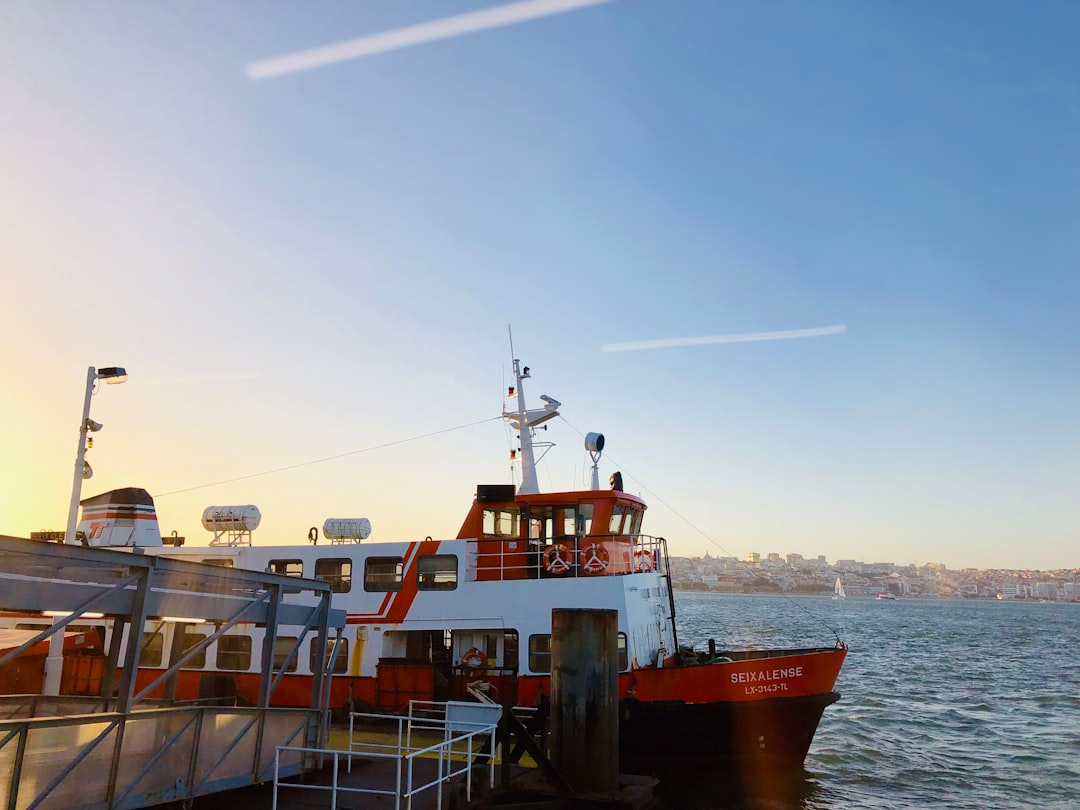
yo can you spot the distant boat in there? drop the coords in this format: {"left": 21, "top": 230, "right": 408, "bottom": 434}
{"left": 875, "top": 591, "right": 897, "bottom": 601}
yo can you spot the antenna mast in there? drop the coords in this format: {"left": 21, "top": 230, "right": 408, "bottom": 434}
{"left": 504, "top": 332, "right": 560, "bottom": 495}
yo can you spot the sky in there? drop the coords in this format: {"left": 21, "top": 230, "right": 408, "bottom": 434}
{"left": 2, "top": 0, "right": 1078, "bottom": 571}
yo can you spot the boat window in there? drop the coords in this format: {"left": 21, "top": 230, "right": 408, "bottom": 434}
{"left": 557, "top": 508, "right": 576, "bottom": 537}
{"left": 273, "top": 636, "right": 299, "bottom": 673}
{"left": 608, "top": 504, "right": 626, "bottom": 535}
{"left": 201, "top": 558, "right": 234, "bottom": 567}
{"left": 527, "top": 506, "right": 554, "bottom": 541}
{"left": 618, "top": 632, "right": 628, "bottom": 671}
{"left": 364, "top": 556, "right": 403, "bottom": 592}
{"left": 418, "top": 554, "right": 457, "bottom": 590}
{"left": 577, "top": 504, "right": 593, "bottom": 535}
{"left": 216, "top": 635, "right": 252, "bottom": 671}
{"left": 315, "top": 558, "right": 353, "bottom": 593}
{"left": 309, "top": 637, "right": 348, "bottom": 674}
{"left": 626, "top": 509, "right": 643, "bottom": 536}
{"left": 269, "top": 558, "right": 304, "bottom": 593}
{"left": 528, "top": 634, "right": 551, "bottom": 673}
{"left": 504, "top": 631, "right": 519, "bottom": 670}
{"left": 483, "top": 508, "right": 519, "bottom": 537}
{"left": 140, "top": 631, "right": 164, "bottom": 667}
{"left": 180, "top": 631, "right": 207, "bottom": 669}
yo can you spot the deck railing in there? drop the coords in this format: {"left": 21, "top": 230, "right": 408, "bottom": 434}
{"left": 468, "top": 533, "right": 667, "bottom": 581}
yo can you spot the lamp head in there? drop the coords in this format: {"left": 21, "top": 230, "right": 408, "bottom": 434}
{"left": 97, "top": 367, "right": 128, "bottom": 384}
{"left": 85, "top": 419, "right": 103, "bottom": 432}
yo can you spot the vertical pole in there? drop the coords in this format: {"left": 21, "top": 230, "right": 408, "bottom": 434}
{"left": 549, "top": 608, "right": 619, "bottom": 794}
{"left": 65, "top": 366, "right": 96, "bottom": 545}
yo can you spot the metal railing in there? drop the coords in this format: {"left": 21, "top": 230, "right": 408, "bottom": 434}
{"left": 273, "top": 700, "right": 501, "bottom": 810}
{"left": 469, "top": 533, "right": 667, "bottom": 580}
{"left": 0, "top": 704, "right": 316, "bottom": 810}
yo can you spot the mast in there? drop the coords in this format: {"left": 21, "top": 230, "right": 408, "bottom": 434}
{"left": 505, "top": 357, "right": 560, "bottom": 495}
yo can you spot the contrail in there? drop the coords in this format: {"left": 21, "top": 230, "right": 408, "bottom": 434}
{"left": 245, "top": 0, "right": 615, "bottom": 80}
{"left": 602, "top": 325, "right": 848, "bottom": 353}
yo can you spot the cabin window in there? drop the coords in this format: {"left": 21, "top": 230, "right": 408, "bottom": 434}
{"left": 577, "top": 504, "right": 594, "bottom": 535}
{"left": 483, "top": 508, "right": 519, "bottom": 537}
{"left": 315, "top": 558, "right": 352, "bottom": 593}
{"left": 528, "top": 634, "right": 551, "bottom": 673}
{"left": 527, "top": 506, "right": 555, "bottom": 541}
{"left": 618, "top": 632, "right": 628, "bottom": 671}
{"left": 273, "top": 636, "right": 299, "bottom": 672}
{"left": 418, "top": 554, "right": 458, "bottom": 590}
{"left": 216, "top": 635, "right": 252, "bottom": 671}
{"left": 140, "top": 631, "right": 164, "bottom": 667}
{"left": 309, "top": 637, "right": 348, "bottom": 674}
{"left": 626, "top": 509, "right": 643, "bottom": 536}
{"left": 202, "top": 558, "right": 234, "bottom": 567}
{"left": 269, "top": 558, "right": 304, "bottom": 593}
{"left": 608, "top": 504, "right": 626, "bottom": 535}
{"left": 364, "top": 557, "right": 403, "bottom": 592}
{"left": 180, "top": 631, "right": 208, "bottom": 669}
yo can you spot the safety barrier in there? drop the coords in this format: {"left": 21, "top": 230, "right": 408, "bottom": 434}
{"left": 273, "top": 700, "right": 501, "bottom": 810}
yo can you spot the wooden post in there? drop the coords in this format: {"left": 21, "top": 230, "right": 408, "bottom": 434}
{"left": 550, "top": 608, "right": 619, "bottom": 794}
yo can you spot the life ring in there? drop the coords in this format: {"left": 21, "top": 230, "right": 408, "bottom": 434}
{"left": 633, "top": 549, "right": 655, "bottom": 573}
{"left": 462, "top": 647, "right": 488, "bottom": 669}
{"left": 543, "top": 543, "right": 572, "bottom": 575}
{"left": 580, "top": 542, "right": 610, "bottom": 575}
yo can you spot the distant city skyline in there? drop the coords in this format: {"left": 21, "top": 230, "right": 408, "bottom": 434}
{"left": 2, "top": 2, "right": 1077, "bottom": 571}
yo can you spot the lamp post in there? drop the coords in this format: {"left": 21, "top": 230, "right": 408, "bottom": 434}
{"left": 64, "top": 365, "right": 127, "bottom": 544}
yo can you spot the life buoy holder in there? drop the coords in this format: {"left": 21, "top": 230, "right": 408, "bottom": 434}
{"left": 633, "top": 549, "right": 655, "bottom": 573}
{"left": 462, "top": 647, "right": 488, "bottom": 669}
{"left": 581, "top": 542, "right": 610, "bottom": 575}
{"left": 543, "top": 543, "right": 572, "bottom": 575}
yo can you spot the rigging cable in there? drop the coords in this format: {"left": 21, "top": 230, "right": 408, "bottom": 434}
{"left": 155, "top": 416, "right": 501, "bottom": 497}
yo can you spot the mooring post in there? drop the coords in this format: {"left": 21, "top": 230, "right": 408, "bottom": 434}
{"left": 550, "top": 607, "right": 619, "bottom": 794}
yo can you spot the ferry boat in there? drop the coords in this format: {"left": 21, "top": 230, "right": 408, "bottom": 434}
{"left": 2, "top": 356, "right": 846, "bottom": 772}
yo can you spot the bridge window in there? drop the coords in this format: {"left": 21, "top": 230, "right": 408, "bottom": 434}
{"left": 608, "top": 504, "right": 626, "bottom": 534}
{"left": 217, "top": 635, "right": 252, "bottom": 671}
{"left": 140, "top": 631, "right": 164, "bottom": 667}
{"left": 364, "top": 557, "right": 403, "bottom": 592}
{"left": 273, "top": 636, "right": 299, "bottom": 673}
{"left": 418, "top": 554, "right": 457, "bottom": 590}
{"left": 315, "top": 558, "right": 352, "bottom": 593}
{"left": 310, "top": 637, "right": 348, "bottom": 674}
{"left": 483, "top": 508, "right": 519, "bottom": 537}
{"left": 626, "top": 509, "right": 643, "bottom": 536}
{"left": 577, "top": 504, "right": 594, "bottom": 535}
{"left": 528, "top": 634, "right": 551, "bottom": 673}
{"left": 180, "top": 631, "right": 207, "bottom": 669}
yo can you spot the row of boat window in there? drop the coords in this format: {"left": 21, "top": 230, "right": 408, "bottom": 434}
{"left": 257, "top": 554, "right": 457, "bottom": 594}
{"left": 20, "top": 623, "right": 629, "bottom": 674}
{"left": 482, "top": 504, "right": 643, "bottom": 539}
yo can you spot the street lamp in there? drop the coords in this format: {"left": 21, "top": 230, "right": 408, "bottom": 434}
{"left": 64, "top": 365, "right": 128, "bottom": 544}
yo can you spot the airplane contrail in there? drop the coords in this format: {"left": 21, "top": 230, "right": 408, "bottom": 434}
{"left": 245, "top": 0, "right": 615, "bottom": 80}
{"left": 602, "top": 325, "right": 848, "bottom": 352}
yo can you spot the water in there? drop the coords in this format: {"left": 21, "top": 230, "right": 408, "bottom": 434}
{"left": 659, "top": 592, "right": 1080, "bottom": 809}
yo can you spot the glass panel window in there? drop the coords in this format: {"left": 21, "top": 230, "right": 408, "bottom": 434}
{"left": 180, "top": 632, "right": 207, "bottom": 669}
{"left": 418, "top": 554, "right": 457, "bottom": 590}
{"left": 364, "top": 557, "right": 403, "bottom": 592}
{"left": 315, "top": 558, "right": 352, "bottom": 593}
{"left": 626, "top": 509, "right": 643, "bottom": 536}
{"left": 608, "top": 504, "right": 626, "bottom": 535}
{"left": 577, "top": 504, "right": 594, "bottom": 535}
{"left": 618, "top": 632, "right": 628, "bottom": 671}
{"left": 140, "top": 631, "right": 164, "bottom": 667}
{"left": 273, "top": 636, "right": 299, "bottom": 673}
{"left": 528, "top": 634, "right": 551, "bottom": 673}
{"left": 269, "top": 558, "right": 304, "bottom": 593}
{"left": 216, "top": 635, "right": 252, "bottom": 671}
{"left": 309, "top": 637, "right": 348, "bottom": 674}
{"left": 483, "top": 508, "right": 519, "bottom": 537}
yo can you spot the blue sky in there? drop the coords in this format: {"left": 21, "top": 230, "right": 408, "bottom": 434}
{"left": 2, "top": 1, "right": 1077, "bottom": 569}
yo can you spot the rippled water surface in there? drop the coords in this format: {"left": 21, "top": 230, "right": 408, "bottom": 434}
{"left": 660, "top": 592, "right": 1080, "bottom": 809}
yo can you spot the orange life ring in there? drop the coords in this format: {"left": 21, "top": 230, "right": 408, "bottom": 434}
{"left": 580, "top": 542, "right": 610, "bottom": 575}
{"left": 543, "top": 543, "right": 572, "bottom": 575}
{"left": 634, "top": 549, "right": 655, "bottom": 573}
{"left": 462, "top": 647, "right": 488, "bottom": 669}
